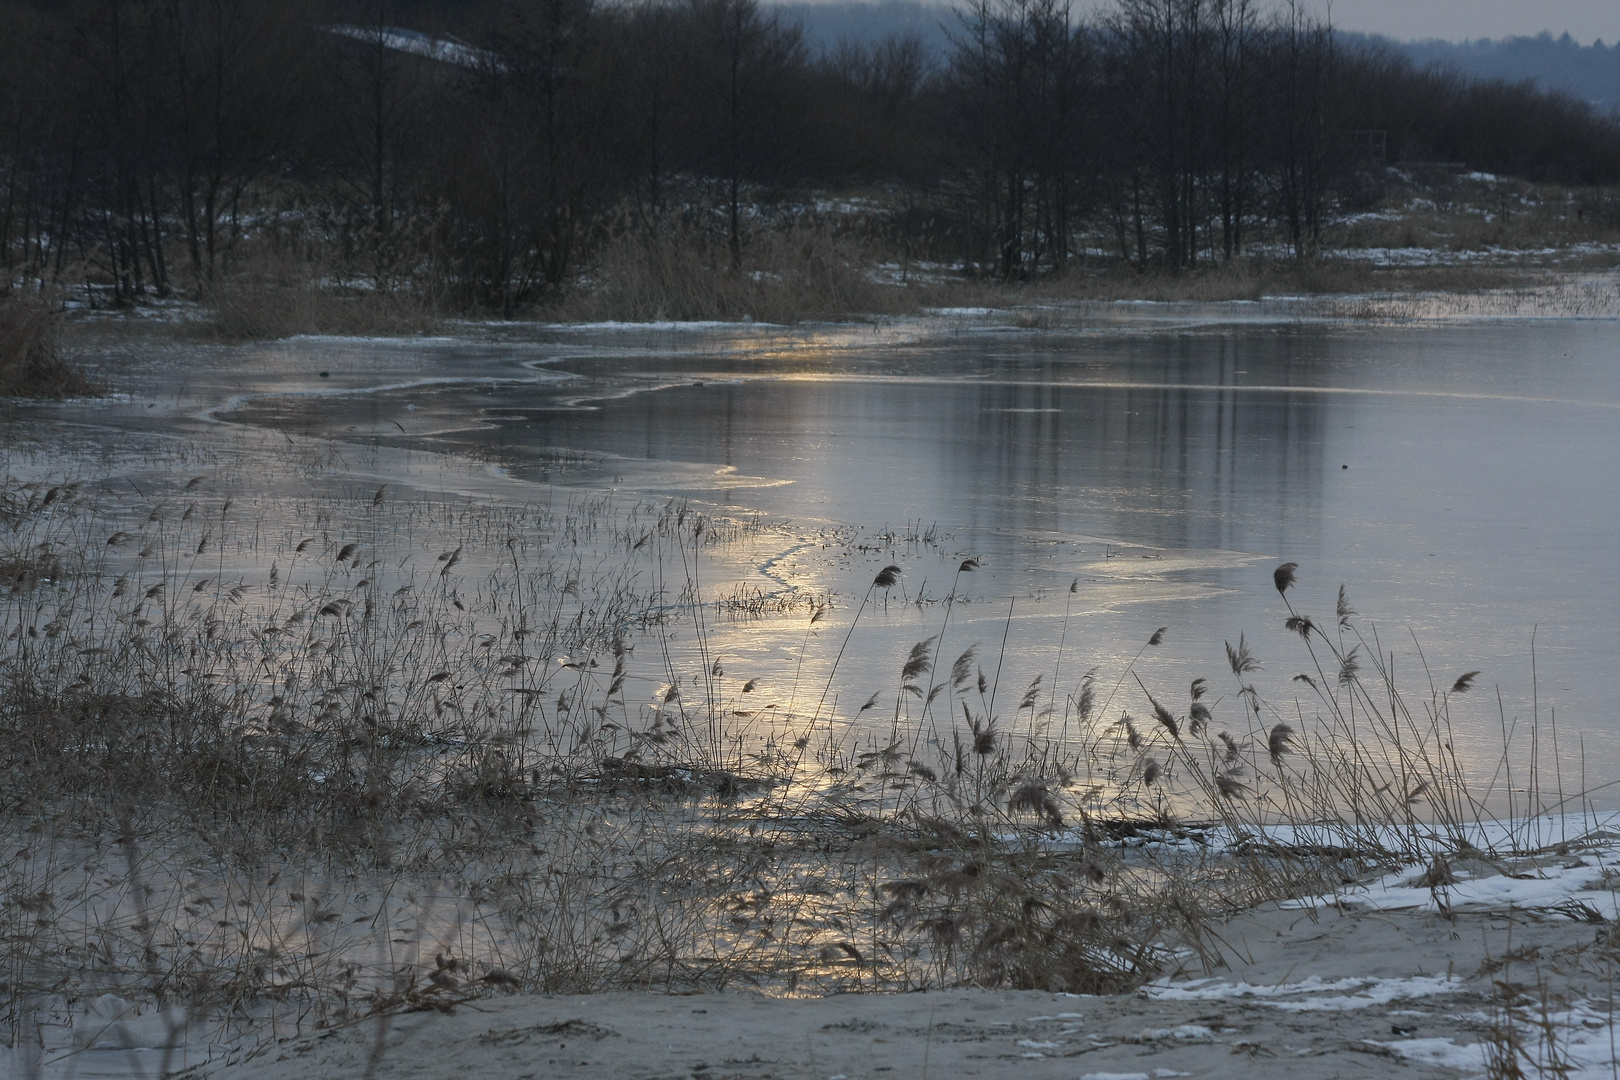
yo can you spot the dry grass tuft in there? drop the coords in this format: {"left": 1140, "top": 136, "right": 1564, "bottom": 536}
{"left": 0, "top": 293, "right": 96, "bottom": 398}
{"left": 553, "top": 225, "right": 923, "bottom": 324}
{"left": 185, "top": 232, "right": 454, "bottom": 341}
{"left": 204, "top": 279, "right": 445, "bottom": 342}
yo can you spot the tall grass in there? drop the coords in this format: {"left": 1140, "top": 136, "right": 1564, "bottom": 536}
{"left": 0, "top": 470, "right": 1597, "bottom": 1057}
{"left": 200, "top": 242, "right": 451, "bottom": 342}
{"left": 0, "top": 293, "right": 95, "bottom": 398}
{"left": 553, "top": 223, "right": 921, "bottom": 324}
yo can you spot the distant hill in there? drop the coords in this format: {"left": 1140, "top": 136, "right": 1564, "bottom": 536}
{"left": 770, "top": 3, "right": 1620, "bottom": 112}
{"left": 772, "top": 0, "right": 954, "bottom": 58}
{"left": 1362, "top": 33, "right": 1620, "bottom": 111}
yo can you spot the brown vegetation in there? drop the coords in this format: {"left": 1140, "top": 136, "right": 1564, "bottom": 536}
{"left": 0, "top": 294, "right": 94, "bottom": 398}
{"left": 554, "top": 225, "right": 915, "bottom": 324}
{"left": 1, "top": 0, "right": 1617, "bottom": 330}
{"left": 0, "top": 469, "right": 1593, "bottom": 1053}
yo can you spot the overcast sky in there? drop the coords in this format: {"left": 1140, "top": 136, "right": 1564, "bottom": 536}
{"left": 1306, "top": 0, "right": 1618, "bottom": 44}
{"left": 1060, "top": 0, "right": 1620, "bottom": 42}
{"left": 786, "top": 0, "right": 1620, "bottom": 45}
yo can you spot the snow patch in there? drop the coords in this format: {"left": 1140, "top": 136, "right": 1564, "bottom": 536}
{"left": 551, "top": 319, "right": 777, "bottom": 331}
{"left": 326, "top": 25, "right": 500, "bottom": 71}
{"left": 1281, "top": 832, "right": 1620, "bottom": 916}
{"left": 1367, "top": 1037, "right": 1489, "bottom": 1070}
{"left": 1145, "top": 973, "right": 1465, "bottom": 1010}
{"left": 1139, "top": 1024, "right": 1215, "bottom": 1040}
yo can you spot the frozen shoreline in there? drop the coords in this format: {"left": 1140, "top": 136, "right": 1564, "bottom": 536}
{"left": 12, "top": 824, "right": 1620, "bottom": 1078}
{"left": 38, "top": 896, "right": 1620, "bottom": 1079}
{"left": 7, "top": 290, "right": 1620, "bottom": 1078}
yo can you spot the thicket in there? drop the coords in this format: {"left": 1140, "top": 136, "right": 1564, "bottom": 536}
{"left": 0, "top": 0, "right": 1617, "bottom": 317}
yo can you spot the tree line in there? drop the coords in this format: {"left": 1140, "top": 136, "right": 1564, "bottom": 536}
{"left": 2, "top": 0, "right": 1617, "bottom": 310}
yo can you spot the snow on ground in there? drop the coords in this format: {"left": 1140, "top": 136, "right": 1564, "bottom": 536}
{"left": 1322, "top": 241, "right": 1620, "bottom": 266}
{"left": 33, "top": 856, "right": 1596, "bottom": 1080}
{"left": 1145, "top": 973, "right": 1467, "bottom": 1011}
{"left": 1374, "top": 996, "right": 1620, "bottom": 1080}
{"left": 543, "top": 318, "right": 771, "bottom": 331}
{"left": 924, "top": 305, "right": 1002, "bottom": 316}
{"left": 325, "top": 24, "right": 500, "bottom": 71}
{"left": 1262, "top": 816, "right": 1620, "bottom": 919}
{"left": 1290, "top": 852, "right": 1620, "bottom": 917}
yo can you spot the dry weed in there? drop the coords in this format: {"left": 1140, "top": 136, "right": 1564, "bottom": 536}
{"left": 0, "top": 470, "right": 1595, "bottom": 1054}
{"left": 0, "top": 293, "right": 96, "bottom": 398}
{"left": 553, "top": 224, "right": 923, "bottom": 324}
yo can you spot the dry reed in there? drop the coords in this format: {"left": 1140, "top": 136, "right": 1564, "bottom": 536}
{"left": 0, "top": 293, "right": 95, "bottom": 398}
{"left": 552, "top": 224, "right": 923, "bottom": 324}
{"left": 0, "top": 468, "right": 1599, "bottom": 1064}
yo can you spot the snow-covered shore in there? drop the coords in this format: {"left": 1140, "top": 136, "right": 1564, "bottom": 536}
{"left": 175, "top": 892, "right": 1620, "bottom": 1079}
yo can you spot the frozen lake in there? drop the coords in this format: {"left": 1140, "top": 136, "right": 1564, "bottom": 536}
{"left": 5, "top": 305, "right": 1620, "bottom": 1079}
{"left": 191, "top": 313, "right": 1618, "bottom": 788}
{"left": 15, "top": 308, "right": 1618, "bottom": 792}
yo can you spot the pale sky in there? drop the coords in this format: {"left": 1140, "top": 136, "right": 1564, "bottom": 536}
{"left": 791, "top": 0, "right": 1620, "bottom": 45}
{"left": 1058, "top": 0, "right": 1620, "bottom": 43}
{"left": 1304, "top": 0, "right": 1618, "bottom": 44}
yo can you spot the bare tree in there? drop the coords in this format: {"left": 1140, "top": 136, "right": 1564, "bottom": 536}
{"left": 1210, "top": 0, "right": 1255, "bottom": 260}
{"left": 157, "top": 0, "right": 297, "bottom": 288}
{"left": 683, "top": 0, "right": 804, "bottom": 269}
{"left": 1263, "top": 0, "right": 1335, "bottom": 257}
{"left": 326, "top": 0, "right": 425, "bottom": 287}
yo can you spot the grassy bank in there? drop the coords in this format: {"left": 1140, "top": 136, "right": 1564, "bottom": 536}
{"left": 15, "top": 171, "right": 1613, "bottom": 341}
{"left": 179, "top": 248, "right": 1620, "bottom": 341}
